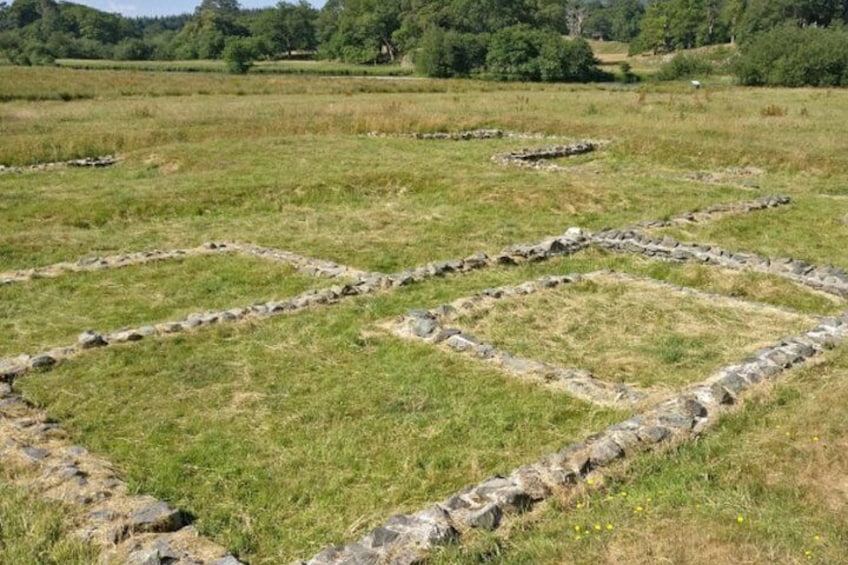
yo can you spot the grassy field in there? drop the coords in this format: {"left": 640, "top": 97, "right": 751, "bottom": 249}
{"left": 2, "top": 65, "right": 848, "bottom": 563}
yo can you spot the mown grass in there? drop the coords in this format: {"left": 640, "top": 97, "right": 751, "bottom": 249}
{"left": 455, "top": 276, "right": 815, "bottom": 389}
{"left": 432, "top": 345, "right": 848, "bottom": 564}
{"left": 0, "top": 255, "right": 321, "bottom": 356}
{"left": 4, "top": 66, "right": 848, "bottom": 563}
{"left": 18, "top": 265, "right": 633, "bottom": 563}
{"left": 13, "top": 254, "right": 841, "bottom": 562}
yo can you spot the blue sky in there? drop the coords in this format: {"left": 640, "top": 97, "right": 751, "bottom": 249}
{"left": 71, "top": 1, "right": 325, "bottom": 18}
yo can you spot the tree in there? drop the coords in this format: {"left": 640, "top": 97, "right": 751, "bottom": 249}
{"left": 177, "top": 0, "right": 248, "bottom": 58}
{"left": 737, "top": 0, "right": 848, "bottom": 43}
{"left": 318, "top": 0, "right": 402, "bottom": 63}
{"left": 222, "top": 35, "right": 255, "bottom": 72}
{"left": 485, "top": 24, "right": 601, "bottom": 82}
{"left": 734, "top": 24, "right": 848, "bottom": 86}
{"left": 564, "top": 0, "right": 588, "bottom": 37}
{"left": 607, "top": 0, "right": 644, "bottom": 42}
{"left": 252, "top": 1, "right": 317, "bottom": 58}
{"left": 415, "top": 26, "right": 486, "bottom": 77}
{"left": 631, "top": 0, "right": 731, "bottom": 54}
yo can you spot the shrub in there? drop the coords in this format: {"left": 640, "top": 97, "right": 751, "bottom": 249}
{"left": 485, "top": 25, "right": 601, "bottom": 82}
{"left": 656, "top": 53, "right": 714, "bottom": 80}
{"left": 415, "top": 27, "right": 487, "bottom": 78}
{"left": 222, "top": 38, "right": 256, "bottom": 74}
{"left": 734, "top": 24, "right": 848, "bottom": 87}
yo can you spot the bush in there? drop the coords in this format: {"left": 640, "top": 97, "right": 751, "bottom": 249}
{"left": 415, "top": 28, "right": 487, "bottom": 78}
{"left": 734, "top": 24, "right": 848, "bottom": 87}
{"left": 485, "top": 25, "right": 601, "bottom": 82}
{"left": 656, "top": 53, "right": 714, "bottom": 80}
{"left": 222, "top": 38, "right": 256, "bottom": 74}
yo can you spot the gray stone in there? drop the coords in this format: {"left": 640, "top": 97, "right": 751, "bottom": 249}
{"left": 409, "top": 313, "right": 438, "bottom": 338}
{"left": 365, "top": 526, "right": 400, "bottom": 548}
{"left": 129, "top": 502, "right": 186, "bottom": 533}
{"left": 636, "top": 425, "right": 670, "bottom": 444}
{"left": 658, "top": 410, "right": 694, "bottom": 430}
{"left": 210, "top": 556, "right": 244, "bottom": 565}
{"left": 588, "top": 437, "right": 624, "bottom": 467}
{"left": 78, "top": 330, "right": 107, "bottom": 349}
{"left": 127, "top": 547, "right": 161, "bottom": 565}
{"left": 608, "top": 430, "right": 641, "bottom": 454}
{"left": 466, "top": 503, "right": 502, "bottom": 530}
{"left": 433, "top": 328, "right": 460, "bottom": 343}
{"left": 30, "top": 354, "right": 57, "bottom": 369}
{"left": 444, "top": 333, "right": 479, "bottom": 351}
{"left": 509, "top": 465, "right": 551, "bottom": 500}
{"left": 22, "top": 446, "right": 50, "bottom": 461}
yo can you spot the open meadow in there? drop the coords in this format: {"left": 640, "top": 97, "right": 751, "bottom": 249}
{"left": 2, "top": 62, "right": 848, "bottom": 564}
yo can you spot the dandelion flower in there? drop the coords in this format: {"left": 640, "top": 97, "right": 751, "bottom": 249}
{"left": 813, "top": 534, "right": 821, "bottom": 542}
{"left": 736, "top": 515, "right": 744, "bottom": 524}
{"left": 813, "top": 436, "right": 820, "bottom": 442}
{"left": 594, "top": 524, "right": 602, "bottom": 531}
{"left": 634, "top": 506, "right": 644, "bottom": 513}
{"left": 606, "top": 523, "right": 614, "bottom": 531}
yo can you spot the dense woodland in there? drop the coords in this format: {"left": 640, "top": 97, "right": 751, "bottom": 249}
{"left": 2, "top": 0, "right": 848, "bottom": 85}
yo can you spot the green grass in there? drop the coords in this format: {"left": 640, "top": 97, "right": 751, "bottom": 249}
{"left": 4, "top": 66, "right": 848, "bottom": 563}
{"left": 454, "top": 276, "right": 815, "bottom": 389}
{"left": 0, "top": 255, "right": 322, "bottom": 356}
{"left": 660, "top": 196, "right": 848, "bottom": 270}
{"left": 18, "top": 269, "right": 630, "bottom": 563}
{"left": 432, "top": 345, "right": 848, "bottom": 564}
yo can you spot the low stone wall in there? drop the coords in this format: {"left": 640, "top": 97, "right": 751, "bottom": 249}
{"left": 305, "top": 313, "right": 848, "bottom": 565}
{"left": 633, "top": 195, "right": 791, "bottom": 229}
{"left": 368, "top": 129, "right": 571, "bottom": 141}
{"left": 0, "top": 383, "right": 242, "bottom": 565}
{"left": 390, "top": 273, "right": 649, "bottom": 407}
{"left": 0, "top": 234, "right": 590, "bottom": 382}
{"left": 491, "top": 141, "right": 603, "bottom": 171}
{"left": 591, "top": 229, "right": 848, "bottom": 298}
{"left": 0, "top": 155, "right": 118, "bottom": 175}
{"left": 0, "top": 242, "right": 367, "bottom": 286}
{"left": 0, "top": 243, "right": 227, "bottom": 286}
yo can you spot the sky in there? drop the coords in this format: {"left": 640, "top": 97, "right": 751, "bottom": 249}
{"left": 70, "top": 1, "right": 325, "bottom": 18}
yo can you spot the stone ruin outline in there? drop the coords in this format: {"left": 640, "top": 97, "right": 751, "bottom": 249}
{"left": 386, "top": 269, "right": 815, "bottom": 407}
{"left": 1, "top": 191, "right": 847, "bottom": 564}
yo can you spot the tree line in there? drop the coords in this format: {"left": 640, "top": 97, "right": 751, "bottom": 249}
{"left": 2, "top": 0, "right": 848, "bottom": 86}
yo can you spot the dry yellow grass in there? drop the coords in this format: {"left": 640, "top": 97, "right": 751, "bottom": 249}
{"left": 456, "top": 275, "right": 815, "bottom": 389}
